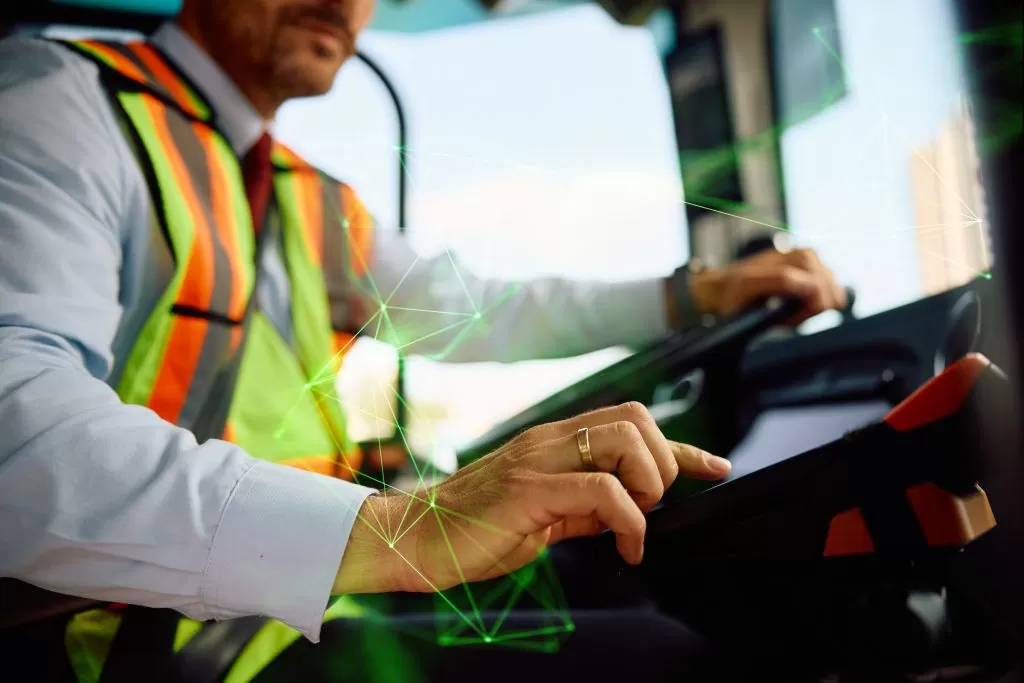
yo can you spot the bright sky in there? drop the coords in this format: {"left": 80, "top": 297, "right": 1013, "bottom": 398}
{"left": 780, "top": 0, "right": 973, "bottom": 332}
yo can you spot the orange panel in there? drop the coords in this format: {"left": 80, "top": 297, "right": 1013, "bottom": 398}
{"left": 885, "top": 353, "right": 989, "bottom": 432}
{"left": 906, "top": 482, "right": 996, "bottom": 546}
{"left": 823, "top": 507, "right": 876, "bottom": 557}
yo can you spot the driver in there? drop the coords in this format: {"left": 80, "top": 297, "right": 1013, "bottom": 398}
{"left": 0, "top": 1, "right": 847, "bottom": 681}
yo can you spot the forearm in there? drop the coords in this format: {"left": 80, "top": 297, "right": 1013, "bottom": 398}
{"left": 432, "top": 276, "right": 673, "bottom": 362}
{"left": 0, "top": 326, "right": 375, "bottom": 641}
{"left": 363, "top": 233, "right": 673, "bottom": 362}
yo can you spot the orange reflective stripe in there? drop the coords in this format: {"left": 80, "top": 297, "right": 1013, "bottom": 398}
{"left": 333, "top": 331, "right": 358, "bottom": 355}
{"left": 149, "top": 317, "right": 208, "bottom": 423}
{"left": 340, "top": 184, "right": 373, "bottom": 277}
{"left": 223, "top": 420, "right": 237, "bottom": 443}
{"left": 297, "top": 173, "right": 324, "bottom": 264}
{"left": 279, "top": 455, "right": 340, "bottom": 478}
{"left": 142, "top": 97, "right": 216, "bottom": 312}
{"left": 142, "top": 97, "right": 216, "bottom": 423}
{"left": 271, "top": 142, "right": 311, "bottom": 171}
{"left": 127, "top": 42, "right": 208, "bottom": 120}
{"left": 198, "top": 125, "right": 248, "bottom": 321}
{"left": 331, "top": 331, "right": 357, "bottom": 373}
{"left": 76, "top": 40, "right": 148, "bottom": 82}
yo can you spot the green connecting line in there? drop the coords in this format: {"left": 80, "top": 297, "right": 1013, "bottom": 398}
{"left": 431, "top": 506, "right": 486, "bottom": 632}
{"left": 812, "top": 25, "right": 987, "bottom": 230}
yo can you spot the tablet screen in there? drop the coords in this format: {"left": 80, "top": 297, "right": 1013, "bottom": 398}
{"left": 726, "top": 401, "right": 891, "bottom": 480}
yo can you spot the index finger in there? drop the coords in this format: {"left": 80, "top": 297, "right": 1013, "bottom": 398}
{"left": 670, "top": 441, "right": 731, "bottom": 480}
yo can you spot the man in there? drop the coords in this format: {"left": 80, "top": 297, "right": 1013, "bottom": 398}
{"left": 0, "top": 0, "right": 846, "bottom": 680}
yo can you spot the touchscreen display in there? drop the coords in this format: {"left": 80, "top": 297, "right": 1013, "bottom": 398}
{"left": 726, "top": 401, "right": 891, "bottom": 480}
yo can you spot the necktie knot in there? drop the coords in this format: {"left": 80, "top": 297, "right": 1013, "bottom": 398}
{"left": 243, "top": 132, "right": 273, "bottom": 234}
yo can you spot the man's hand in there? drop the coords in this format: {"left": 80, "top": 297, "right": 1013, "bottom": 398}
{"left": 333, "top": 402, "right": 730, "bottom": 595}
{"left": 688, "top": 247, "right": 847, "bottom": 325}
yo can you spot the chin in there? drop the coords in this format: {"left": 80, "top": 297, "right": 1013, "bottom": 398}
{"left": 276, "top": 55, "right": 343, "bottom": 99}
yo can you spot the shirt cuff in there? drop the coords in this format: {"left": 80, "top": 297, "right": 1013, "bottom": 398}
{"left": 202, "top": 459, "right": 376, "bottom": 642}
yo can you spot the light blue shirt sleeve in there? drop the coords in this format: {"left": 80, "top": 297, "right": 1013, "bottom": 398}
{"left": 363, "top": 228, "right": 672, "bottom": 363}
{"left": 0, "top": 37, "right": 375, "bottom": 642}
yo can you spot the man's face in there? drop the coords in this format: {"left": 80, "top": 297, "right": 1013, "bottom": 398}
{"left": 194, "top": 0, "right": 375, "bottom": 102}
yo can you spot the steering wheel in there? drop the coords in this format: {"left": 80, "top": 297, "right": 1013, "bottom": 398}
{"left": 457, "top": 294, "right": 809, "bottom": 466}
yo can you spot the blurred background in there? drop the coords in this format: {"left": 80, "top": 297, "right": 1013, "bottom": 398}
{"left": 38, "top": 0, "right": 997, "bottom": 462}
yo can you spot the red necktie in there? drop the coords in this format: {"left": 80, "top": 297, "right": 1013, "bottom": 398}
{"left": 243, "top": 132, "right": 273, "bottom": 235}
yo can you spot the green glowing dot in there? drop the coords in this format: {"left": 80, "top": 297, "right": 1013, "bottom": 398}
{"left": 429, "top": 500, "right": 436, "bottom": 508}
{"left": 379, "top": 302, "right": 387, "bottom": 311}
{"left": 483, "top": 636, "right": 493, "bottom": 643}
{"left": 565, "top": 623, "right": 576, "bottom": 632}
{"left": 388, "top": 542, "right": 394, "bottom": 549}
{"left": 473, "top": 312, "right": 482, "bottom": 320}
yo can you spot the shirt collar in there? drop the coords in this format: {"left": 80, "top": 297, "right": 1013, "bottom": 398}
{"left": 149, "top": 22, "right": 270, "bottom": 156}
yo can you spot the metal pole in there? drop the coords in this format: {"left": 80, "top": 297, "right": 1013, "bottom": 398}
{"left": 353, "top": 50, "right": 409, "bottom": 437}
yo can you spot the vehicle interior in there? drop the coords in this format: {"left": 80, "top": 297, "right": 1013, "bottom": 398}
{"left": 1, "top": 0, "right": 1022, "bottom": 682}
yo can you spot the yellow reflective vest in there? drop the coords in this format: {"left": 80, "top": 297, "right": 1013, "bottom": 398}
{"left": 56, "top": 38, "right": 375, "bottom": 682}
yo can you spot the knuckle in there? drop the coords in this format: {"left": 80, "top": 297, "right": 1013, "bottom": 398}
{"left": 611, "top": 419, "right": 644, "bottom": 443}
{"left": 590, "top": 472, "right": 620, "bottom": 496}
{"left": 503, "top": 468, "right": 535, "bottom": 492}
{"left": 619, "top": 401, "right": 647, "bottom": 420}
{"left": 794, "top": 248, "right": 817, "bottom": 268}
{"left": 506, "top": 434, "right": 535, "bottom": 463}
{"left": 519, "top": 424, "right": 544, "bottom": 443}
{"left": 779, "top": 266, "right": 806, "bottom": 290}
{"left": 667, "top": 455, "right": 680, "bottom": 478}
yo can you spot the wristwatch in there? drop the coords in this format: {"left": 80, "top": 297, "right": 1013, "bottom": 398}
{"left": 669, "top": 257, "right": 716, "bottom": 331}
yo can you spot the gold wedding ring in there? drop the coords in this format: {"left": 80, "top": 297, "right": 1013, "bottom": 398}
{"left": 577, "top": 427, "right": 596, "bottom": 472}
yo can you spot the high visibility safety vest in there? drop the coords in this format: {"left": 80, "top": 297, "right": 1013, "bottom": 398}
{"left": 53, "top": 39, "right": 377, "bottom": 682}
{"left": 65, "top": 38, "right": 371, "bottom": 477}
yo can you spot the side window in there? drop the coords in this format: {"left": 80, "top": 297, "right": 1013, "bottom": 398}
{"left": 277, "top": 6, "right": 687, "bottom": 456}
{"left": 772, "top": 0, "right": 991, "bottom": 332}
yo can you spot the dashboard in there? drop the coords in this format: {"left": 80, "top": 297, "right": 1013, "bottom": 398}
{"left": 458, "top": 276, "right": 998, "bottom": 480}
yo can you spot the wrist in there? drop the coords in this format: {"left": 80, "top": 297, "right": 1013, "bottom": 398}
{"left": 667, "top": 259, "right": 719, "bottom": 330}
{"left": 689, "top": 267, "right": 724, "bottom": 317}
{"left": 332, "top": 493, "right": 403, "bottom": 595}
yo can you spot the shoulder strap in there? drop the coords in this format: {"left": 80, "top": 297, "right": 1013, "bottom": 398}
{"left": 56, "top": 38, "right": 213, "bottom": 123}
